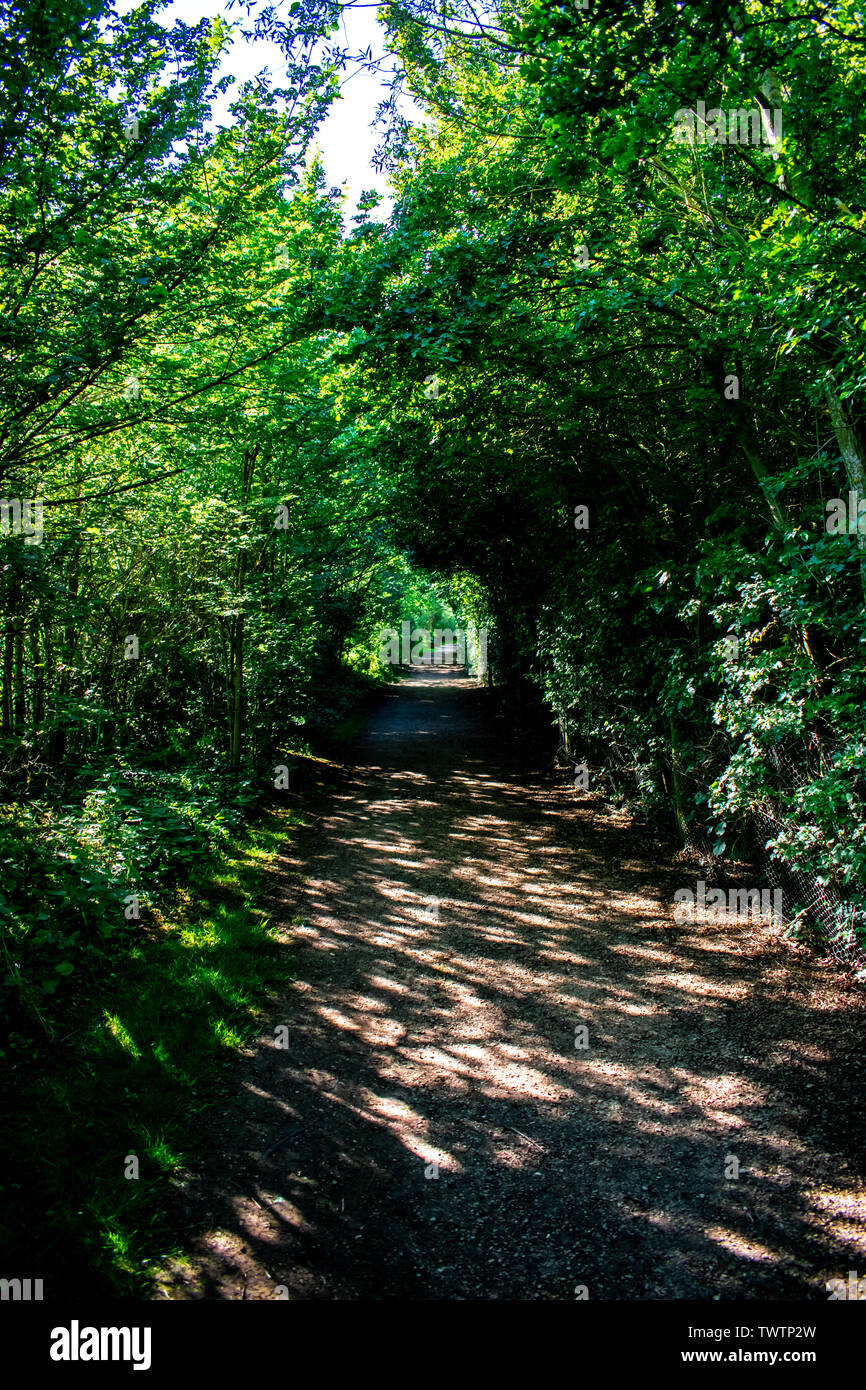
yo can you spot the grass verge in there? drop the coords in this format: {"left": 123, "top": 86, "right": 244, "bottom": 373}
{"left": 1, "top": 798, "right": 301, "bottom": 1297}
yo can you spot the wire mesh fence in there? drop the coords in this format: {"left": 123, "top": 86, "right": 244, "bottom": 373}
{"left": 749, "top": 741, "right": 866, "bottom": 978}
{"left": 584, "top": 733, "right": 866, "bottom": 981}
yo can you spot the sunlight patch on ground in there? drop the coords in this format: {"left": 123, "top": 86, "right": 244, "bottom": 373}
{"left": 805, "top": 1188, "right": 866, "bottom": 1254}
{"left": 705, "top": 1227, "right": 778, "bottom": 1262}
{"left": 368, "top": 973, "right": 412, "bottom": 994}
{"left": 680, "top": 1072, "right": 767, "bottom": 1115}
{"left": 315, "top": 1005, "right": 361, "bottom": 1032}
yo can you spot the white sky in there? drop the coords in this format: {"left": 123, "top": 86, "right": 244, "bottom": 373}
{"left": 149, "top": 0, "right": 419, "bottom": 221}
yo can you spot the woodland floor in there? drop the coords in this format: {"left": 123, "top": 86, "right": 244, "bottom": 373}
{"left": 153, "top": 666, "right": 866, "bottom": 1300}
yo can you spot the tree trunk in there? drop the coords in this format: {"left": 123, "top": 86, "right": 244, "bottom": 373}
{"left": 229, "top": 608, "right": 244, "bottom": 772}
{"left": 824, "top": 377, "right": 866, "bottom": 602}
{"left": 13, "top": 621, "right": 24, "bottom": 732}
{"left": 2, "top": 630, "right": 12, "bottom": 737}
{"left": 741, "top": 439, "right": 787, "bottom": 532}
{"left": 669, "top": 713, "right": 690, "bottom": 843}
{"left": 227, "top": 444, "right": 258, "bottom": 772}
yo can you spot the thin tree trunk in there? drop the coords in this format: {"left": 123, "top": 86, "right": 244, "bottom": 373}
{"left": 228, "top": 444, "right": 258, "bottom": 772}
{"left": 13, "top": 621, "right": 24, "bottom": 732}
{"left": 2, "top": 630, "right": 12, "bottom": 737}
{"left": 30, "top": 625, "right": 44, "bottom": 742}
{"left": 669, "top": 713, "right": 690, "bottom": 843}
{"left": 824, "top": 377, "right": 866, "bottom": 601}
{"left": 229, "top": 607, "right": 244, "bottom": 772}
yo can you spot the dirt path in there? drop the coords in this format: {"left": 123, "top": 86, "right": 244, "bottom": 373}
{"left": 156, "top": 667, "right": 866, "bottom": 1300}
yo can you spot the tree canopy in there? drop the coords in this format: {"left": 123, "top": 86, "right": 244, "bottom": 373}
{"left": 2, "top": 3, "right": 866, "bottom": 1283}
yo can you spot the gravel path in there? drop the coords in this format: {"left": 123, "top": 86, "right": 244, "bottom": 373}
{"left": 155, "top": 666, "right": 866, "bottom": 1300}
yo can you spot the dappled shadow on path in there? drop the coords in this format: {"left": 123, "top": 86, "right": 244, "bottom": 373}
{"left": 155, "top": 667, "right": 866, "bottom": 1300}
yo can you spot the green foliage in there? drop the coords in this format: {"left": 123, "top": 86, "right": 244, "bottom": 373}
{"left": 0, "top": 795, "right": 297, "bottom": 1293}
{"left": 4, "top": 0, "right": 866, "bottom": 1292}
{"left": 341, "top": 0, "right": 866, "bottom": 944}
